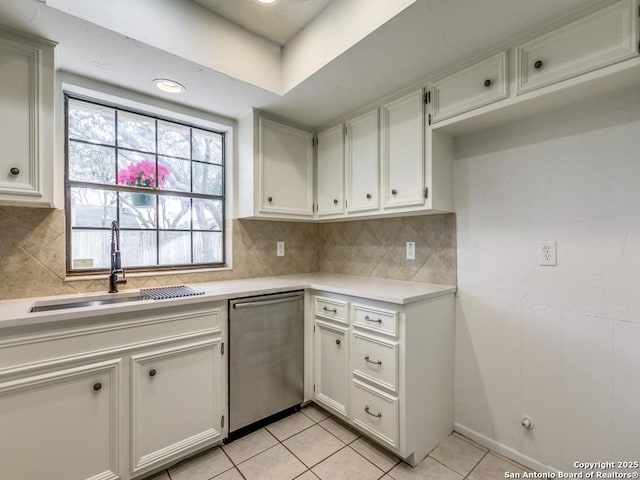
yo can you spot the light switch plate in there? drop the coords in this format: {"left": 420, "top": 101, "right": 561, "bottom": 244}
{"left": 277, "top": 241, "right": 285, "bottom": 257}
{"left": 406, "top": 242, "right": 415, "bottom": 260}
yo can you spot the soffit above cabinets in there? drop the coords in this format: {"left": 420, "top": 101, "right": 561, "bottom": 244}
{"left": 0, "top": 0, "right": 593, "bottom": 127}
{"left": 190, "top": 0, "right": 334, "bottom": 46}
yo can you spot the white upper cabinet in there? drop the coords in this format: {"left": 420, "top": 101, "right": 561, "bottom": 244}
{"left": 237, "top": 110, "right": 314, "bottom": 220}
{"left": 516, "top": 0, "right": 638, "bottom": 95}
{"left": 345, "top": 109, "right": 379, "bottom": 213}
{"left": 431, "top": 51, "right": 509, "bottom": 123}
{"left": 0, "top": 29, "right": 55, "bottom": 207}
{"left": 382, "top": 89, "right": 425, "bottom": 209}
{"left": 260, "top": 117, "right": 314, "bottom": 216}
{"left": 316, "top": 124, "right": 345, "bottom": 216}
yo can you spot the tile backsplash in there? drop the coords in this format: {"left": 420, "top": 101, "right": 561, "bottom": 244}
{"left": 0, "top": 207, "right": 455, "bottom": 300}
{"left": 0, "top": 208, "right": 318, "bottom": 300}
{"left": 319, "top": 214, "right": 456, "bottom": 285}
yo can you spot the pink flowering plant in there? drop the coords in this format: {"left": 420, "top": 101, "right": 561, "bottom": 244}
{"left": 118, "top": 160, "right": 170, "bottom": 188}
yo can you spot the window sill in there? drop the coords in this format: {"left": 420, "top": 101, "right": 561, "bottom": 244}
{"left": 64, "top": 265, "right": 233, "bottom": 283}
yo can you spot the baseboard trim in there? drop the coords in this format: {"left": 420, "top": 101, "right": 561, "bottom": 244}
{"left": 454, "top": 423, "right": 559, "bottom": 475}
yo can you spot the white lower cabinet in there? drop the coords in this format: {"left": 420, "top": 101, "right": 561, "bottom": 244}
{"left": 0, "top": 303, "right": 226, "bottom": 480}
{"left": 312, "top": 291, "right": 455, "bottom": 466}
{"left": 130, "top": 339, "right": 223, "bottom": 475}
{"left": 0, "top": 360, "right": 120, "bottom": 480}
{"left": 352, "top": 380, "right": 399, "bottom": 449}
{"left": 352, "top": 332, "right": 398, "bottom": 392}
{"left": 314, "top": 319, "right": 349, "bottom": 417}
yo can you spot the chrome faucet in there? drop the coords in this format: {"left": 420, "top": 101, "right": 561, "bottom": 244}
{"left": 109, "top": 220, "right": 127, "bottom": 293}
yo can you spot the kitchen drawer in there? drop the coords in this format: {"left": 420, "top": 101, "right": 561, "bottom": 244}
{"left": 431, "top": 51, "right": 508, "bottom": 122}
{"left": 352, "top": 332, "right": 398, "bottom": 392}
{"left": 516, "top": 0, "right": 638, "bottom": 95}
{"left": 352, "top": 380, "right": 399, "bottom": 449}
{"left": 352, "top": 303, "right": 398, "bottom": 337}
{"left": 314, "top": 296, "right": 348, "bottom": 324}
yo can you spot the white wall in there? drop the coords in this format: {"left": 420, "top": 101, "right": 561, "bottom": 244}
{"left": 453, "top": 85, "right": 640, "bottom": 473}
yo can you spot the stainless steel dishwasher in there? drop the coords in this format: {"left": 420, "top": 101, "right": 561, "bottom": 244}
{"left": 228, "top": 291, "right": 304, "bottom": 437}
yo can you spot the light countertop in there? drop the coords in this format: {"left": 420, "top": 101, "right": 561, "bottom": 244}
{"left": 0, "top": 273, "right": 456, "bottom": 330}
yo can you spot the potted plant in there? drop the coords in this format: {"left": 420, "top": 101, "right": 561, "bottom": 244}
{"left": 118, "top": 160, "right": 170, "bottom": 207}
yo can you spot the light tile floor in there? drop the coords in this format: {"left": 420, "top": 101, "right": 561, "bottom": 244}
{"left": 143, "top": 403, "right": 533, "bottom": 480}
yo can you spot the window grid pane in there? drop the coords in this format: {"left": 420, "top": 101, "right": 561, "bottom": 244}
{"left": 66, "top": 95, "right": 225, "bottom": 272}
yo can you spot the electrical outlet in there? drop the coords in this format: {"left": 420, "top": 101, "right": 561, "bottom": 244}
{"left": 406, "top": 242, "right": 415, "bottom": 261}
{"left": 277, "top": 241, "right": 285, "bottom": 257}
{"left": 538, "top": 241, "right": 557, "bottom": 266}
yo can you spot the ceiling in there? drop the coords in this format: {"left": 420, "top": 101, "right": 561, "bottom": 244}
{"left": 0, "top": 0, "right": 594, "bottom": 129}
{"left": 191, "top": 0, "right": 334, "bottom": 46}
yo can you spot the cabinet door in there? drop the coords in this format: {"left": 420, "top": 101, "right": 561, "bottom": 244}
{"left": 317, "top": 124, "right": 344, "bottom": 216}
{"left": 314, "top": 321, "right": 349, "bottom": 417}
{"left": 0, "top": 32, "right": 54, "bottom": 207}
{"left": 259, "top": 117, "right": 314, "bottom": 216}
{"left": 516, "top": 0, "right": 638, "bottom": 94}
{"left": 346, "top": 109, "right": 379, "bottom": 213}
{"left": 0, "top": 360, "right": 120, "bottom": 480}
{"left": 431, "top": 51, "right": 509, "bottom": 123}
{"left": 130, "top": 339, "right": 223, "bottom": 476}
{"left": 382, "top": 89, "right": 425, "bottom": 209}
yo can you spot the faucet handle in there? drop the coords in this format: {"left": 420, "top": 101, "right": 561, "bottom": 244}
{"left": 113, "top": 251, "right": 122, "bottom": 270}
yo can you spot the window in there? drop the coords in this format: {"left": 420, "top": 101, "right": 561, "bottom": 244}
{"left": 65, "top": 95, "right": 225, "bottom": 273}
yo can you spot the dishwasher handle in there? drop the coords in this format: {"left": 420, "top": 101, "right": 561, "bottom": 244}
{"left": 232, "top": 293, "right": 303, "bottom": 310}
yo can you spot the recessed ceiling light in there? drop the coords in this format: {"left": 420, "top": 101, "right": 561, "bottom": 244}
{"left": 255, "top": 0, "right": 280, "bottom": 5}
{"left": 152, "top": 78, "right": 186, "bottom": 94}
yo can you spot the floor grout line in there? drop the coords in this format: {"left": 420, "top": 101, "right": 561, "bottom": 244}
{"left": 464, "top": 450, "right": 490, "bottom": 479}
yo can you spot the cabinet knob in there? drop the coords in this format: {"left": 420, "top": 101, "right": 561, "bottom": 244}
{"left": 93, "top": 382, "right": 102, "bottom": 392}
{"left": 366, "top": 193, "right": 372, "bottom": 199}
{"left": 149, "top": 368, "right": 157, "bottom": 377}
{"left": 534, "top": 60, "right": 543, "bottom": 70}
{"left": 484, "top": 79, "right": 492, "bottom": 87}
{"left": 391, "top": 189, "right": 397, "bottom": 195}
{"left": 267, "top": 196, "right": 273, "bottom": 203}
{"left": 333, "top": 199, "right": 338, "bottom": 205}
{"left": 335, "top": 339, "right": 341, "bottom": 345}
{"left": 9, "top": 167, "right": 20, "bottom": 176}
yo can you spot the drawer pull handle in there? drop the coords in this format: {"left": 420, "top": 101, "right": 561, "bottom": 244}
{"left": 93, "top": 382, "right": 102, "bottom": 392}
{"left": 364, "top": 406, "right": 382, "bottom": 418}
{"left": 483, "top": 79, "right": 492, "bottom": 87}
{"left": 323, "top": 306, "right": 337, "bottom": 314}
{"left": 10, "top": 167, "right": 20, "bottom": 176}
{"left": 364, "top": 315, "right": 382, "bottom": 323}
{"left": 336, "top": 339, "right": 341, "bottom": 345}
{"left": 268, "top": 196, "right": 273, "bottom": 202}
{"left": 333, "top": 198, "right": 339, "bottom": 205}
{"left": 364, "top": 355, "right": 382, "bottom": 365}
{"left": 366, "top": 193, "right": 372, "bottom": 199}
{"left": 391, "top": 189, "right": 397, "bottom": 195}
{"left": 149, "top": 368, "right": 157, "bottom": 377}
{"left": 534, "top": 60, "right": 543, "bottom": 70}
